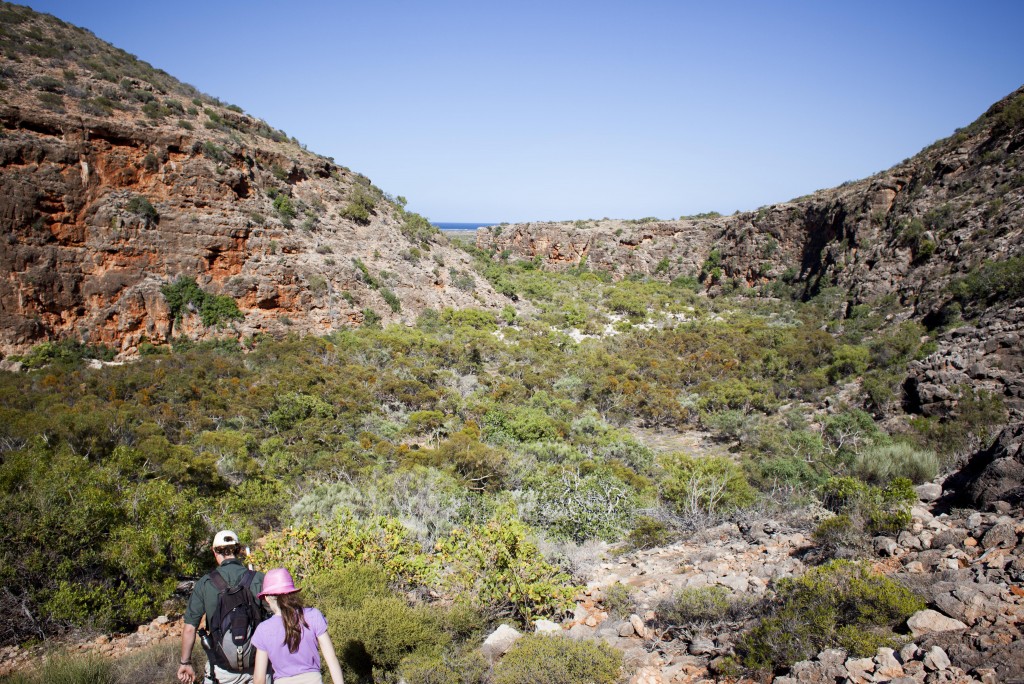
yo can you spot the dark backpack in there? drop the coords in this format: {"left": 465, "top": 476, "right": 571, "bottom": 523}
{"left": 205, "top": 569, "right": 264, "bottom": 672}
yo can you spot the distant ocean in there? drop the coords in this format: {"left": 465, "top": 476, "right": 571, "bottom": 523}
{"left": 433, "top": 222, "right": 496, "bottom": 236}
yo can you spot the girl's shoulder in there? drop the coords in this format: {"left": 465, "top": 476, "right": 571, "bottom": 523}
{"left": 303, "top": 606, "right": 328, "bottom": 632}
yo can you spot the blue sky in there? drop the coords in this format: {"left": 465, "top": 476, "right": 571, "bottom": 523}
{"left": 23, "top": 1, "right": 1024, "bottom": 223}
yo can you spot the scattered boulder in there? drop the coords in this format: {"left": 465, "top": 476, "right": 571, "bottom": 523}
{"left": 923, "top": 645, "right": 952, "bottom": 672}
{"left": 533, "top": 619, "right": 561, "bottom": 634}
{"left": 916, "top": 483, "right": 943, "bottom": 502}
{"left": 981, "top": 522, "right": 1018, "bottom": 550}
{"left": 907, "top": 610, "right": 968, "bottom": 638}
{"left": 480, "top": 624, "right": 521, "bottom": 662}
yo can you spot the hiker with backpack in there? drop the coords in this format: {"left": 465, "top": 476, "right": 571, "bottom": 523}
{"left": 178, "top": 530, "right": 267, "bottom": 684}
{"left": 252, "top": 567, "right": 343, "bottom": 684}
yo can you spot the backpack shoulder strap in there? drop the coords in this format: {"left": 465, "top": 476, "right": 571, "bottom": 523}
{"left": 209, "top": 569, "right": 230, "bottom": 593}
{"left": 238, "top": 569, "right": 256, "bottom": 590}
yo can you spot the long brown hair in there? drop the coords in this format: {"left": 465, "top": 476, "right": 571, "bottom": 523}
{"left": 276, "top": 592, "right": 308, "bottom": 653}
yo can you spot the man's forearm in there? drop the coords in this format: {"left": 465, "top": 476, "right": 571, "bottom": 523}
{"left": 181, "top": 623, "right": 197, "bottom": 662}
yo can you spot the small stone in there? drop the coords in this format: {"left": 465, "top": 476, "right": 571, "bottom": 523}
{"left": 923, "top": 646, "right": 951, "bottom": 672}
{"left": 982, "top": 522, "right": 1017, "bottom": 550}
{"left": 566, "top": 623, "right": 595, "bottom": 640}
{"left": 584, "top": 615, "right": 599, "bottom": 627}
{"left": 846, "top": 656, "right": 876, "bottom": 683}
{"left": 963, "top": 537, "right": 978, "bottom": 547}
{"left": 905, "top": 561, "right": 926, "bottom": 573}
{"left": 874, "top": 536, "right": 899, "bottom": 557}
{"left": 618, "top": 621, "right": 635, "bottom": 637}
{"left": 973, "top": 668, "right": 997, "bottom": 684}
{"left": 907, "top": 610, "right": 968, "bottom": 638}
{"left": 916, "top": 483, "right": 943, "bottom": 502}
{"left": 688, "top": 637, "right": 715, "bottom": 655}
{"left": 481, "top": 624, "right": 521, "bottom": 662}
{"left": 534, "top": 619, "right": 561, "bottom": 634}
{"left": 629, "top": 613, "right": 647, "bottom": 639}
{"left": 875, "top": 647, "right": 904, "bottom": 678}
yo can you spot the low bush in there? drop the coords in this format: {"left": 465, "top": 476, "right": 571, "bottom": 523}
{"left": 852, "top": 443, "right": 939, "bottom": 484}
{"left": 341, "top": 187, "right": 376, "bottom": 225}
{"left": 527, "top": 466, "right": 637, "bottom": 542}
{"left": 819, "top": 476, "right": 916, "bottom": 538}
{"left": 736, "top": 560, "right": 923, "bottom": 672}
{"left": 602, "top": 582, "right": 634, "bottom": 618}
{"left": 659, "top": 585, "right": 755, "bottom": 628}
{"left": 948, "top": 254, "right": 1024, "bottom": 306}
{"left": 624, "top": 515, "right": 671, "bottom": 550}
{"left": 812, "top": 514, "right": 862, "bottom": 558}
{"left": 273, "top": 194, "right": 296, "bottom": 221}
{"left": 329, "top": 595, "right": 446, "bottom": 683}
{"left": 490, "top": 634, "right": 622, "bottom": 684}
{"left": 0, "top": 654, "right": 114, "bottom": 684}
{"left": 659, "top": 453, "right": 756, "bottom": 518}
{"left": 399, "top": 648, "right": 489, "bottom": 684}
{"left": 15, "top": 340, "right": 115, "bottom": 369}
{"left": 126, "top": 195, "right": 158, "bottom": 224}
{"left": 160, "top": 276, "right": 244, "bottom": 328}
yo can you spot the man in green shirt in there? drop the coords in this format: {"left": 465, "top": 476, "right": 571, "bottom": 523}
{"left": 177, "top": 530, "right": 266, "bottom": 684}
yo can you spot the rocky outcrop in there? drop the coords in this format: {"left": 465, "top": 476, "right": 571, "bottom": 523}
{"left": 943, "top": 423, "right": 1024, "bottom": 509}
{"left": 0, "top": 7, "right": 508, "bottom": 357}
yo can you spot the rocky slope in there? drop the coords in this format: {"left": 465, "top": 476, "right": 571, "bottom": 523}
{"left": 0, "top": 3, "right": 506, "bottom": 357}
{"left": 477, "top": 87, "right": 1024, "bottom": 423}
{"left": 567, "top": 481, "right": 1022, "bottom": 683}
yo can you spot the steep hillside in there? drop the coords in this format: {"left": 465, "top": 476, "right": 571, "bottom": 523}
{"left": 478, "top": 87, "right": 1024, "bottom": 422}
{"left": 0, "top": 2, "right": 505, "bottom": 357}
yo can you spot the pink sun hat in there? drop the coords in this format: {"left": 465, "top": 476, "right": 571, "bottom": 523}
{"left": 258, "top": 567, "right": 301, "bottom": 599}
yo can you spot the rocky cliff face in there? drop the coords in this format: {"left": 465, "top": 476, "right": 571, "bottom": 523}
{"left": 0, "top": 3, "right": 505, "bottom": 357}
{"left": 478, "top": 87, "right": 1024, "bottom": 422}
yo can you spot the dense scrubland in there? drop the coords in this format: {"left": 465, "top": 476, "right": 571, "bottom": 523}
{"left": 0, "top": 248, "right": 1008, "bottom": 682}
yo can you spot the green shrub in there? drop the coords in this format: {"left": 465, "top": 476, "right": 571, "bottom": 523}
{"left": 659, "top": 585, "right": 754, "bottom": 627}
{"left": 491, "top": 634, "right": 622, "bottom": 684}
{"left": 812, "top": 514, "right": 861, "bottom": 558}
{"left": 949, "top": 255, "right": 1024, "bottom": 307}
{"left": 659, "top": 453, "right": 756, "bottom": 517}
{"left": 625, "top": 515, "right": 671, "bottom": 550}
{"left": 399, "top": 210, "right": 438, "bottom": 245}
{"left": 330, "top": 595, "right": 446, "bottom": 683}
{"left": 828, "top": 344, "right": 870, "bottom": 381}
{"left": 1, "top": 448, "right": 208, "bottom": 640}
{"left": 379, "top": 287, "right": 401, "bottom": 313}
{"left": 273, "top": 194, "right": 296, "bottom": 221}
{"left": 852, "top": 443, "right": 939, "bottom": 484}
{"left": 483, "top": 405, "right": 565, "bottom": 445}
{"left": 341, "top": 187, "right": 376, "bottom": 225}
{"left": 399, "top": 648, "right": 489, "bottom": 684}
{"left": 737, "top": 560, "right": 923, "bottom": 672}
{"left": 125, "top": 193, "right": 157, "bottom": 223}
{"left": 820, "top": 476, "right": 915, "bottom": 537}
{"left": 160, "top": 276, "right": 243, "bottom": 327}
{"left": 433, "top": 516, "right": 581, "bottom": 625}
{"left": 17, "top": 340, "right": 115, "bottom": 369}
{"left": 0, "top": 653, "right": 115, "bottom": 684}
{"left": 602, "top": 582, "right": 634, "bottom": 618}
{"left": 528, "top": 466, "right": 636, "bottom": 542}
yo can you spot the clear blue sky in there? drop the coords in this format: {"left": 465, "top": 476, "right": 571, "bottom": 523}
{"left": 22, "top": 1, "right": 1024, "bottom": 223}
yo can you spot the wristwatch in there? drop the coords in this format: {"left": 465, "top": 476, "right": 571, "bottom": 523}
{"left": 180, "top": 660, "right": 191, "bottom": 666}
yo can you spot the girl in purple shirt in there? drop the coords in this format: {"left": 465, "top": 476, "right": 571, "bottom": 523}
{"left": 252, "top": 568, "right": 344, "bottom": 684}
